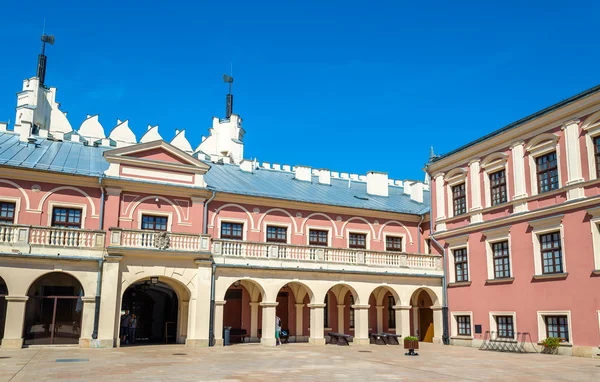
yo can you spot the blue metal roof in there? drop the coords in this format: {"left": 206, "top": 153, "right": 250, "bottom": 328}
{"left": 0, "top": 132, "right": 430, "bottom": 215}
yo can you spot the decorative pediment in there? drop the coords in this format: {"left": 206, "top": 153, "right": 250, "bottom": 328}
{"left": 103, "top": 140, "right": 210, "bottom": 187}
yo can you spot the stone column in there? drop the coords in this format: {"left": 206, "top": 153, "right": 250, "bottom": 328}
{"left": 510, "top": 141, "right": 528, "bottom": 212}
{"left": 393, "top": 305, "right": 411, "bottom": 338}
{"left": 249, "top": 301, "right": 260, "bottom": 341}
{"left": 78, "top": 296, "right": 96, "bottom": 347}
{"left": 352, "top": 304, "right": 370, "bottom": 345}
{"left": 337, "top": 304, "right": 345, "bottom": 333}
{"left": 260, "top": 302, "right": 278, "bottom": 346}
{"left": 434, "top": 173, "right": 447, "bottom": 231}
{"left": 468, "top": 159, "right": 483, "bottom": 223}
{"left": 213, "top": 301, "right": 226, "bottom": 346}
{"left": 432, "top": 306, "right": 444, "bottom": 344}
{"left": 179, "top": 300, "right": 190, "bottom": 344}
{"left": 187, "top": 259, "right": 212, "bottom": 347}
{"left": 1, "top": 296, "right": 28, "bottom": 349}
{"left": 563, "top": 119, "right": 585, "bottom": 200}
{"left": 375, "top": 305, "right": 385, "bottom": 333}
{"left": 103, "top": 188, "right": 122, "bottom": 244}
{"left": 295, "top": 303, "right": 304, "bottom": 341}
{"left": 96, "top": 255, "right": 122, "bottom": 348}
{"left": 308, "top": 303, "right": 325, "bottom": 345}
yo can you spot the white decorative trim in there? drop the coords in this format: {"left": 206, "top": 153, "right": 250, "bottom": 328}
{"left": 137, "top": 210, "right": 173, "bottom": 231}
{"left": 537, "top": 310, "right": 573, "bottom": 344}
{"left": 210, "top": 203, "right": 255, "bottom": 231}
{"left": 47, "top": 201, "right": 87, "bottom": 229}
{"left": 305, "top": 225, "right": 332, "bottom": 246}
{"left": 300, "top": 212, "right": 338, "bottom": 237}
{"left": 377, "top": 220, "right": 413, "bottom": 244}
{"left": 445, "top": 168, "right": 468, "bottom": 219}
{"left": 481, "top": 153, "right": 510, "bottom": 208}
{"left": 262, "top": 221, "right": 292, "bottom": 244}
{"left": 489, "top": 311, "right": 518, "bottom": 340}
{"left": 0, "top": 196, "right": 21, "bottom": 224}
{"left": 582, "top": 112, "right": 600, "bottom": 181}
{"left": 127, "top": 195, "right": 183, "bottom": 223}
{"left": 346, "top": 229, "right": 371, "bottom": 250}
{"left": 483, "top": 227, "right": 512, "bottom": 280}
{"left": 588, "top": 207, "right": 600, "bottom": 270}
{"left": 530, "top": 215, "right": 566, "bottom": 276}
{"left": 526, "top": 133, "right": 562, "bottom": 197}
{"left": 257, "top": 208, "right": 298, "bottom": 234}
{"left": 383, "top": 233, "right": 407, "bottom": 252}
{"left": 217, "top": 218, "right": 248, "bottom": 241}
{"left": 38, "top": 186, "right": 96, "bottom": 217}
{"left": 450, "top": 311, "right": 473, "bottom": 338}
{"left": 340, "top": 217, "right": 376, "bottom": 240}
{"left": 448, "top": 242, "right": 469, "bottom": 284}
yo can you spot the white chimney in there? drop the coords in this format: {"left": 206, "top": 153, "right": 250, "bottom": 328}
{"left": 318, "top": 169, "right": 331, "bottom": 185}
{"left": 410, "top": 182, "right": 424, "bottom": 203}
{"left": 403, "top": 181, "right": 413, "bottom": 195}
{"left": 295, "top": 165, "right": 312, "bottom": 182}
{"left": 240, "top": 159, "right": 253, "bottom": 173}
{"left": 366, "top": 171, "right": 389, "bottom": 197}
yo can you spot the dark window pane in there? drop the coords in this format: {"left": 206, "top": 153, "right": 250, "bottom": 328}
{"left": 221, "top": 222, "right": 244, "bottom": 240}
{"left": 266, "top": 226, "right": 287, "bottom": 243}
{"left": 490, "top": 170, "right": 507, "bottom": 206}
{"left": 496, "top": 316, "right": 514, "bottom": 338}
{"left": 309, "top": 229, "right": 328, "bottom": 246}
{"left": 452, "top": 183, "right": 467, "bottom": 216}
{"left": 51, "top": 208, "right": 82, "bottom": 229}
{"left": 349, "top": 233, "right": 366, "bottom": 249}
{"left": 492, "top": 241, "right": 510, "bottom": 278}
{"left": 385, "top": 236, "right": 403, "bottom": 252}
{"left": 457, "top": 315, "right": 471, "bottom": 336}
{"left": 454, "top": 248, "right": 469, "bottom": 282}
{"left": 536, "top": 152, "right": 559, "bottom": 193}
{"left": 540, "top": 232, "right": 562, "bottom": 274}
{"left": 545, "top": 315, "right": 569, "bottom": 342}
{"left": 0, "top": 202, "right": 16, "bottom": 223}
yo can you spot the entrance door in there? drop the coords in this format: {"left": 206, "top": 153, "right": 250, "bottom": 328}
{"left": 23, "top": 273, "right": 84, "bottom": 345}
{"left": 276, "top": 292, "right": 289, "bottom": 330}
{"left": 419, "top": 308, "right": 434, "bottom": 342}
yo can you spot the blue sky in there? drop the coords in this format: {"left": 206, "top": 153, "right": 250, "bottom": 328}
{"left": 1, "top": 1, "right": 599, "bottom": 181}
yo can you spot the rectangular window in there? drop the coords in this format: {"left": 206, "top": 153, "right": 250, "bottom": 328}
{"left": 141, "top": 215, "right": 168, "bottom": 231}
{"left": 387, "top": 295, "right": 396, "bottom": 329}
{"left": 545, "top": 315, "right": 569, "bottom": 342}
{"left": 496, "top": 316, "right": 514, "bottom": 338}
{"left": 492, "top": 241, "right": 510, "bottom": 279}
{"left": 0, "top": 202, "right": 16, "bottom": 224}
{"left": 349, "top": 295, "right": 355, "bottom": 328}
{"left": 457, "top": 315, "right": 471, "bottom": 336}
{"left": 452, "top": 183, "right": 467, "bottom": 216}
{"left": 51, "top": 207, "right": 82, "bottom": 228}
{"left": 349, "top": 233, "right": 366, "bottom": 249}
{"left": 309, "top": 229, "right": 328, "bottom": 246}
{"left": 385, "top": 236, "right": 403, "bottom": 252}
{"left": 266, "top": 226, "right": 287, "bottom": 243}
{"left": 221, "top": 222, "right": 243, "bottom": 240}
{"left": 540, "top": 232, "right": 563, "bottom": 274}
{"left": 595, "top": 137, "right": 600, "bottom": 179}
{"left": 536, "top": 152, "right": 559, "bottom": 193}
{"left": 454, "top": 248, "right": 469, "bottom": 282}
{"left": 490, "top": 170, "right": 507, "bottom": 206}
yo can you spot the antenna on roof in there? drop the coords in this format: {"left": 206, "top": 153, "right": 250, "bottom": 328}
{"left": 223, "top": 67, "right": 234, "bottom": 119}
{"left": 36, "top": 20, "right": 55, "bottom": 87}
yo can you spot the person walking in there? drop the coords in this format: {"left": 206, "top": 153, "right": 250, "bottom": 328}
{"left": 275, "top": 315, "right": 282, "bottom": 346}
{"left": 120, "top": 310, "right": 131, "bottom": 344}
{"left": 128, "top": 314, "right": 137, "bottom": 345}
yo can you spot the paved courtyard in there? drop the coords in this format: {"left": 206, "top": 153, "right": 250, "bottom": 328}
{"left": 0, "top": 342, "right": 598, "bottom": 381}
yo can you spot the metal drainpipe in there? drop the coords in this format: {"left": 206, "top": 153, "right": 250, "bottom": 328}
{"left": 92, "top": 178, "right": 106, "bottom": 340}
{"left": 426, "top": 168, "right": 450, "bottom": 345}
{"left": 417, "top": 214, "right": 425, "bottom": 253}
{"left": 204, "top": 191, "right": 217, "bottom": 346}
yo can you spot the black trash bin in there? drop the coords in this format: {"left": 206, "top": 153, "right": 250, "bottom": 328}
{"left": 224, "top": 326, "right": 232, "bottom": 346}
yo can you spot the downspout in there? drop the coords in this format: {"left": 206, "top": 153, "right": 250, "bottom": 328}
{"left": 204, "top": 190, "right": 217, "bottom": 346}
{"left": 426, "top": 167, "right": 450, "bottom": 345}
{"left": 417, "top": 214, "right": 425, "bottom": 253}
{"left": 92, "top": 176, "right": 106, "bottom": 340}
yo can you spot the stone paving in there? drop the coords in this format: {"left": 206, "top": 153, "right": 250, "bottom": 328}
{"left": 0, "top": 342, "right": 598, "bottom": 381}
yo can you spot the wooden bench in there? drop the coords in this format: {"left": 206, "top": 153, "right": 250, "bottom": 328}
{"left": 328, "top": 332, "right": 353, "bottom": 346}
{"left": 229, "top": 328, "right": 250, "bottom": 343}
{"left": 369, "top": 333, "right": 387, "bottom": 345}
{"left": 383, "top": 333, "right": 400, "bottom": 345}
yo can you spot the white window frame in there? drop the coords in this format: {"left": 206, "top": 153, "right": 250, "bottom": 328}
{"left": 582, "top": 112, "right": 600, "bottom": 181}
{"left": 218, "top": 218, "right": 248, "bottom": 240}
{"left": 445, "top": 168, "right": 468, "bottom": 219}
{"left": 0, "top": 197, "right": 21, "bottom": 225}
{"left": 446, "top": 234, "right": 469, "bottom": 283}
{"left": 137, "top": 210, "right": 173, "bottom": 231}
{"left": 47, "top": 201, "right": 87, "bottom": 229}
{"left": 526, "top": 133, "right": 561, "bottom": 196}
{"left": 489, "top": 311, "right": 517, "bottom": 340}
{"left": 483, "top": 226, "right": 513, "bottom": 280}
{"left": 537, "top": 310, "right": 572, "bottom": 344}
{"left": 587, "top": 206, "right": 600, "bottom": 271}
{"left": 383, "top": 233, "right": 407, "bottom": 252}
{"left": 346, "top": 229, "right": 370, "bottom": 250}
{"left": 451, "top": 311, "right": 473, "bottom": 338}
{"left": 263, "top": 221, "right": 292, "bottom": 244}
{"left": 529, "top": 215, "right": 566, "bottom": 276}
{"left": 306, "top": 225, "right": 332, "bottom": 246}
{"left": 481, "top": 153, "right": 510, "bottom": 208}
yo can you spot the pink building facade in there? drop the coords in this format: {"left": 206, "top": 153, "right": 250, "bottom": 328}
{"left": 427, "top": 86, "right": 600, "bottom": 357}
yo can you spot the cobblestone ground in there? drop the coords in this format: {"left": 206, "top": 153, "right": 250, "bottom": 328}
{"left": 0, "top": 342, "right": 598, "bottom": 381}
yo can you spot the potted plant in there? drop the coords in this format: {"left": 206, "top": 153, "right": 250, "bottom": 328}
{"left": 404, "top": 336, "right": 419, "bottom": 356}
{"left": 540, "top": 337, "right": 562, "bottom": 355}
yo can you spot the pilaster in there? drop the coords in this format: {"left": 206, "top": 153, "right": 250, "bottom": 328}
{"left": 1, "top": 296, "right": 28, "bottom": 349}
{"left": 510, "top": 140, "right": 528, "bottom": 212}
{"left": 351, "top": 304, "right": 370, "bottom": 345}
{"left": 393, "top": 305, "right": 411, "bottom": 338}
{"left": 307, "top": 303, "right": 326, "bottom": 345}
{"left": 260, "top": 301, "right": 278, "bottom": 346}
{"left": 563, "top": 119, "right": 585, "bottom": 200}
{"left": 95, "top": 255, "right": 122, "bottom": 348}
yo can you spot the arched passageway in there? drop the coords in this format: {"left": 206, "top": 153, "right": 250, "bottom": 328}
{"left": 410, "top": 288, "right": 437, "bottom": 342}
{"left": 274, "top": 282, "right": 312, "bottom": 343}
{"left": 323, "top": 284, "right": 358, "bottom": 339}
{"left": 121, "top": 278, "right": 180, "bottom": 345}
{"left": 23, "top": 272, "right": 84, "bottom": 345}
{"left": 367, "top": 286, "right": 400, "bottom": 335}
{"left": 221, "top": 279, "right": 263, "bottom": 344}
{"left": 0, "top": 276, "right": 7, "bottom": 342}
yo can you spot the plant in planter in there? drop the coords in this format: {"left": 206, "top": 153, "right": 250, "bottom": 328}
{"left": 404, "top": 336, "right": 419, "bottom": 356}
{"left": 540, "top": 337, "right": 562, "bottom": 355}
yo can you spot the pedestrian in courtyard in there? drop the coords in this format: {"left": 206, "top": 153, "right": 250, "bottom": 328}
{"left": 120, "top": 309, "right": 131, "bottom": 344}
{"left": 128, "top": 314, "right": 137, "bottom": 344}
{"left": 275, "top": 315, "right": 282, "bottom": 346}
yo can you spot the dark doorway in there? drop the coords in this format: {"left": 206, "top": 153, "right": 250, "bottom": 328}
{"left": 0, "top": 276, "right": 7, "bottom": 342}
{"left": 122, "top": 280, "right": 178, "bottom": 345}
{"left": 276, "top": 291, "right": 289, "bottom": 330}
{"left": 23, "top": 272, "right": 84, "bottom": 345}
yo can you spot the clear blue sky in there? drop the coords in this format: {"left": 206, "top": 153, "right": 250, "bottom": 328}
{"left": 1, "top": 1, "right": 598, "bottom": 181}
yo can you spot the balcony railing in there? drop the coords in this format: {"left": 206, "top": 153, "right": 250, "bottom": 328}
{"left": 212, "top": 239, "right": 442, "bottom": 271}
{"left": 0, "top": 223, "right": 105, "bottom": 249}
{"left": 109, "top": 228, "right": 210, "bottom": 252}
